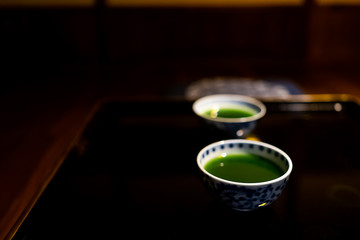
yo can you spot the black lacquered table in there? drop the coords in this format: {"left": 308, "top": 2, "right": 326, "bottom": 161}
{"left": 14, "top": 96, "right": 360, "bottom": 239}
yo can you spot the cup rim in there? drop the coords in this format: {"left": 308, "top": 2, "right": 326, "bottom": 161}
{"left": 197, "top": 139, "right": 293, "bottom": 186}
{"left": 192, "top": 94, "right": 266, "bottom": 123}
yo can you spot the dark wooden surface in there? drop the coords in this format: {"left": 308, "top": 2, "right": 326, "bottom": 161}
{"left": 1, "top": 3, "right": 360, "bottom": 239}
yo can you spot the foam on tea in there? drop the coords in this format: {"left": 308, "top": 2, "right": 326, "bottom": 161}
{"left": 202, "top": 103, "right": 257, "bottom": 119}
{"left": 204, "top": 152, "right": 284, "bottom": 183}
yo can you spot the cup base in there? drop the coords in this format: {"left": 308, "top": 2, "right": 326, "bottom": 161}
{"left": 232, "top": 208, "right": 253, "bottom": 212}
{"left": 231, "top": 203, "right": 269, "bottom": 212}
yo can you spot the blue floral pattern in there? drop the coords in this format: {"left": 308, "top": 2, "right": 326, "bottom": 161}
{"left": 202, "top": 172, "right": 288, "bottom": 211}
{"left": 198, "top": 139, "right": 292, "bottom": 211}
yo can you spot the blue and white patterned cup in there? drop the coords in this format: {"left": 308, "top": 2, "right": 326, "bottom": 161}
{"left": 197, "top": 139, "right": 293, "bottom": 211}
{"left": 192, "top": 94, "right": 266, "bottom": 138}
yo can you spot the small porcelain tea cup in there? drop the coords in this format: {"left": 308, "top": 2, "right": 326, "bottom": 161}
{"left": 197, "top": 139, "right": 293, "bottom": 211}
{"left": 192, "top": 94, "right": 266, "bottom": 138}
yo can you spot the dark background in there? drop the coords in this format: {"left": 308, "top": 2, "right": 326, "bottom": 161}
{"left": 1, "top": 1, "right": 360, "bottom": 238}
{"left": 1, "top": 0, "right": 360, "bottom": 98}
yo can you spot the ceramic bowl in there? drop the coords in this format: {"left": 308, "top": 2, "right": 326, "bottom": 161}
{"left": 197, "top": 139, "right": 293, "bottom": 211}
{"left": 192, "top": 94, "right": 266, "bottom": 138}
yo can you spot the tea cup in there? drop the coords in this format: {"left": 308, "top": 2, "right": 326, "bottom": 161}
{"left": 197, "top": 139, "right": 293, "bottom": 211}
{"left": 192, "top": 94, "right": 266, "bottom": 138}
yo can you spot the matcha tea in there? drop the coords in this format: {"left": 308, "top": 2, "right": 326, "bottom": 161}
{"left": 204, "top": 153, "right": 284, "bottom": 183}
{"left": 203, "top": 105, "right": 256, "bottom": 119}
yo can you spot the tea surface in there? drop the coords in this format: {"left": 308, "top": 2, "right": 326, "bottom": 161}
{"left": 204, "top": 153, "right": 284, "bottom": 183}
{"left": 203, "top": 107, "right": 255, "bottom": 118}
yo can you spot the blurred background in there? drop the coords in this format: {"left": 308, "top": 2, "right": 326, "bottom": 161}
{"left": 1, "top": 1, "right": 360, "bottom": 238}
{"left": 1, "top": 0, "right": 360, "bottom": 100}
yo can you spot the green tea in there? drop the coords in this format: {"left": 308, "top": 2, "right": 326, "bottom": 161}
{"left": 203, "top": 106, "right": 255, "bottom": 118}
{"left": 204, "top": 153, "right": 284, "bottom": 183}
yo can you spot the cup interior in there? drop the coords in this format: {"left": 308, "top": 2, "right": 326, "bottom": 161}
{"left": 197, "top": 139, "right": 292, "bottom": 185}
{"left": 193, "top": 94, "right": 266, "bottom": 123}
